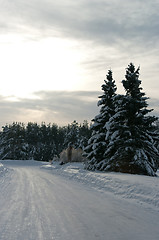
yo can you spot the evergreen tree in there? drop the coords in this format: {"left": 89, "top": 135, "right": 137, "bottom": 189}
{"left": 25, "top": 122, "right": 41, "bottom": 160}
{"left": 64, "top": 120, "right": 80, "bottom": 148}
{"left": 154, "top": 120, "right": 159, "bottom": 152}
{"left": 55, "top": 126, "right": 66, "bottom": 156}
{"left": 84, "top": 70, "right": 117, "bottom": 170}
{"left": 0, "top": 122, "right": 26, "bottom": 160}
{"left": 78, "top": 120, "right": 91, "bottom": 150}
{"left": 104, "top": 63, "right": 159, "bottom": 176}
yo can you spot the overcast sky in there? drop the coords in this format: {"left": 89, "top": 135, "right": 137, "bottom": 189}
{"left": 0, "top": 0, "right": 158, "bottom": 128}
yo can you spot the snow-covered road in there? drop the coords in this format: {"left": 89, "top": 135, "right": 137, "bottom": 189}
{"left": 0, "top": 160, "right": 159, "bottom": 240}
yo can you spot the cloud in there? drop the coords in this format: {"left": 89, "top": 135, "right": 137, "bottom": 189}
{"left": 1, "top": 0, "right": 157, "bottom": 86}
{"left": 0, "top": 0, "right": 158, "bottom": 128}
{"left": 0, "top": 91, "right": 100, "bottom": 128}
{"left": 1, "top": 1, "right": 158, "bottom": 78}
{"left": 1, "top": 0, "right": 158, "bottom": 49}
{"left": 0, "top": 90, "right": 158, "bottom": 130}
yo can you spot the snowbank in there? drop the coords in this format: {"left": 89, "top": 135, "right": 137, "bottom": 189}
{"left": 0, "top": 162, "right": 9, "bottom": 177}
{"left": 0, "top": 163, "right": 4, "bottom": 172}
{"left": 42, "top": 161, "right": 159, "bottom": 211}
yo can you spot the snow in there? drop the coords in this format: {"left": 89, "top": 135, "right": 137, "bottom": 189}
{"left": 0, "top": 160, "right": 159, "bottom": 240}
{"left": 44, "top": 161, "right": 159, "bottom": 211}
{"left": 0, "top": 162, "right": 4, "bottom": 171}
{"left": 0, "top": 162, "right": 9, "bottom": 177}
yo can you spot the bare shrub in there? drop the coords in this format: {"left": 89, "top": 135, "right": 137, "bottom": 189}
{"left": 60, "top": 148, "right": 85, "bottom": 163}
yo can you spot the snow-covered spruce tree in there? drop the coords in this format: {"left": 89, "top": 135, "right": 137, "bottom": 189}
{"left": 78, "top": 120, "right": 92, "bottom": 150}
{"left": 84, "top": 70, "right": 117, "bottom": 170}
{"left": 64, "top": 120, "right": 80, "bottom": 148}
{"left": 0, "top": 122, "right": 26, "bottom": 160}
{"left": 104, "top": 63, "right": 159, "bottom": 176}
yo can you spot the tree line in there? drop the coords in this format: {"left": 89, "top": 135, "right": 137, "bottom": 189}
{"left": 0, "top": 120, "right": 91, "bottom": 161}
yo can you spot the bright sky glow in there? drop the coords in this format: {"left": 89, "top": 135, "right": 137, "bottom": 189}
{"left": 0, "top": 35, "right": 86, "bottom": 98}
{"left": 0, "top": 0, "right": 158, "bottom": 127}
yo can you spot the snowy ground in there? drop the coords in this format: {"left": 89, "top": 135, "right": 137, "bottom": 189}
{"left": 0, "top": 160, "right": 159, "bottom": 240}
{"left": 43, "top": 161, "right": 159, "bottom": 211}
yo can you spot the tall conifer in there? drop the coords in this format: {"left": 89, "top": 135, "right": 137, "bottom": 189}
{"left": 84, "top": 70, "right": 117, "bottom": 170}
{"left": 104, "top": 63, "right": 159, "bottom": 176}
